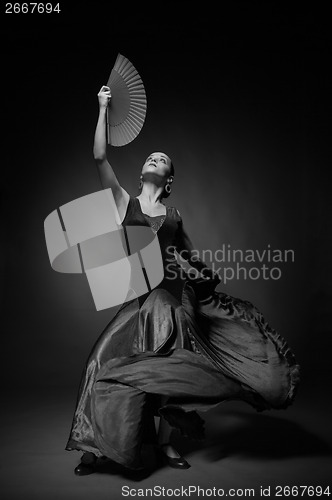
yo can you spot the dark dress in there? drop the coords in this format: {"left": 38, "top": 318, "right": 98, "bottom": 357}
{"left": 65, "top": 196, "right": 300, "bottom": 469}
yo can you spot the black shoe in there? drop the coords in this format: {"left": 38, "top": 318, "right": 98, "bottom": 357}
{"left": 74, "top": 462, "right": 96, "bottom": 476}
{"left": 74, "top": 452, "right": 97, "bottom": 476}
{"left": 156, "top": 443, "right": 191, "bottom": 469}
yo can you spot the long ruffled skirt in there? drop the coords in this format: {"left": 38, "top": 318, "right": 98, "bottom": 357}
{"left": 65, "top": 278, "right": 300, "bottom": 469}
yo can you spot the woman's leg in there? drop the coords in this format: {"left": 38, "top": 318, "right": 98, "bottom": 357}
{"left": 157, "top": 397, "right": 182, "bottom": 459}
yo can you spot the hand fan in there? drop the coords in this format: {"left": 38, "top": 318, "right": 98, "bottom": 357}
{"left": 106, "top": 53, "right": 147, "bottom": 146}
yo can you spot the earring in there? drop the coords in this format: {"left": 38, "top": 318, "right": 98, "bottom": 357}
{"left": 139, "top": 175, "right": 143, "bottom": 190}
{"left": 165, "top": 183, "right": 171, "bottom": 194}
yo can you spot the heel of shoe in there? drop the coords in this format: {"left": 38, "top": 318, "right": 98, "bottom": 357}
{"left": 74, "top": 452, "right": 97, "bottom": 476}
{"left": 155, "top": 443, "right": 191, "bottom": 470}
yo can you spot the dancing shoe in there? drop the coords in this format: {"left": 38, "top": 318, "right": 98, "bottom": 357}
{"left": 155, "top": 443, "right": 191, "bottom": 469}
{"left": 74, "top": 452, "right": 97, "bottom": 476}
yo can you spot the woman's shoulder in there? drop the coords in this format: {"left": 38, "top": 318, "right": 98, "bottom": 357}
{"left": 165, "top": 203, "right": 181, "bottom": 220}
{"left": 169, "top": 206, "right": 183, "bottom": 228}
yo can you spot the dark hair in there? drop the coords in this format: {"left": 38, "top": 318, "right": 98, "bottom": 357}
{"left": 162, "top": 161, "right": 175, "bottom": 199}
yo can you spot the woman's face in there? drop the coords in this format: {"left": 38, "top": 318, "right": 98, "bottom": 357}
{"left": 142, "top": 152, "right": 172, "bottom": 180}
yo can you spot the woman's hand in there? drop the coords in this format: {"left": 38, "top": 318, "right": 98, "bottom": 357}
{"left": 201, "top": 267, "right": 221, "bottom": 284}
{"left": 98, "top": 85, "right": 111, "bottom": 109}
{"left": 186, "top": 267, "right": 221, "bottom": 300}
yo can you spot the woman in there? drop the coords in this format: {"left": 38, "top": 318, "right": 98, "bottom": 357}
{"left": 65, "top": 86, "right": 300, "bottom": 475}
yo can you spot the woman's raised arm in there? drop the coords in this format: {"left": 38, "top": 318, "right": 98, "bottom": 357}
{"left": 93, "top": 85, "right": 129, "bottom": 221}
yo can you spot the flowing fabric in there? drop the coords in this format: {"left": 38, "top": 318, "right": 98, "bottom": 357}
{"left": 65, "top": 196, "right": 300, "bottom": 469}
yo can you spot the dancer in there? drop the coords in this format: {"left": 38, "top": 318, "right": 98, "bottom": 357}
{"left": 65, "top": 85, "right": 300, "bottom": 475}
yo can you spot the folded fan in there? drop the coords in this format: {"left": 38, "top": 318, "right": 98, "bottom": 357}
{"left": 106, "top": 53, "right": 147, "bottom": 146}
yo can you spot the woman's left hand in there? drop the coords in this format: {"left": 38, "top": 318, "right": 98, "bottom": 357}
{"left": 186, "top": 268, "right": 220, "bottom": 300}
{"left": 201, "top": 267, "right": 221, "bottom": 284}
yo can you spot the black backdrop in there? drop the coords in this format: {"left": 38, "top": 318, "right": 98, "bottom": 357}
{"left": 2, "top": 3, "right": 331, "bottom": 396}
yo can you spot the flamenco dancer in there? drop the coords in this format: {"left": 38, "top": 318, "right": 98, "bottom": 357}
{"left": 65, "top": 85, "right": 300, "bottom": 475}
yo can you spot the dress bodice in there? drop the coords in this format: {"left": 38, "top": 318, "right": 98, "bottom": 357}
{"left": 122, "top": 197, "right": 182, "bottom": 260}
{"left": 121, "top": 196, "right": 186, "bottom": 300}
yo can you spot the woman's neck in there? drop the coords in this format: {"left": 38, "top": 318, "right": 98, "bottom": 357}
{"left": 139, "top": 183, "right": 164, "bottom": 205}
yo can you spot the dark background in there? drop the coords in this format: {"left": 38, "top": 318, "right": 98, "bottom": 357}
{"left": 3, "top": 1, "right": 331, "bottom": 389}
{"left": 2, "top": 1, "right": 332, "bottom": 488}
{"left": 2, "top": 1, "right": 332, "bottom": 497}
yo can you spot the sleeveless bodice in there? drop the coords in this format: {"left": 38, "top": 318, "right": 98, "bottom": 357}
{"left": 122, "top": 196, "right": 183, "bottom": 266}
{"left": 121, "top": 196, "right": 186, "bottom": 301}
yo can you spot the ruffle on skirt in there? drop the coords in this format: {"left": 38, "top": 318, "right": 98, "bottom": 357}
{"left": 65, "top": 287, "right": 195, "bottom": 461}
{"left": 65, "top": 277, "right": 300, "bottom": 469}
{"left": 181, "top": 278, "right": 301, "bottom": 411}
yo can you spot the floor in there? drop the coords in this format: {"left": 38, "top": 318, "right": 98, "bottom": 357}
{"left": 1, "top": 377, "right": 331, "bottom": 500}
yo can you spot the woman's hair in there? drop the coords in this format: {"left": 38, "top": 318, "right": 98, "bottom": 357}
{"left": 161, "top": 161, "right": 175, "bottom": 199}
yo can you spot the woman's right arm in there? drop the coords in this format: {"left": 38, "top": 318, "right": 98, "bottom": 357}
{"left": 94, "top": 85, "right": 129, "bottom": 221}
